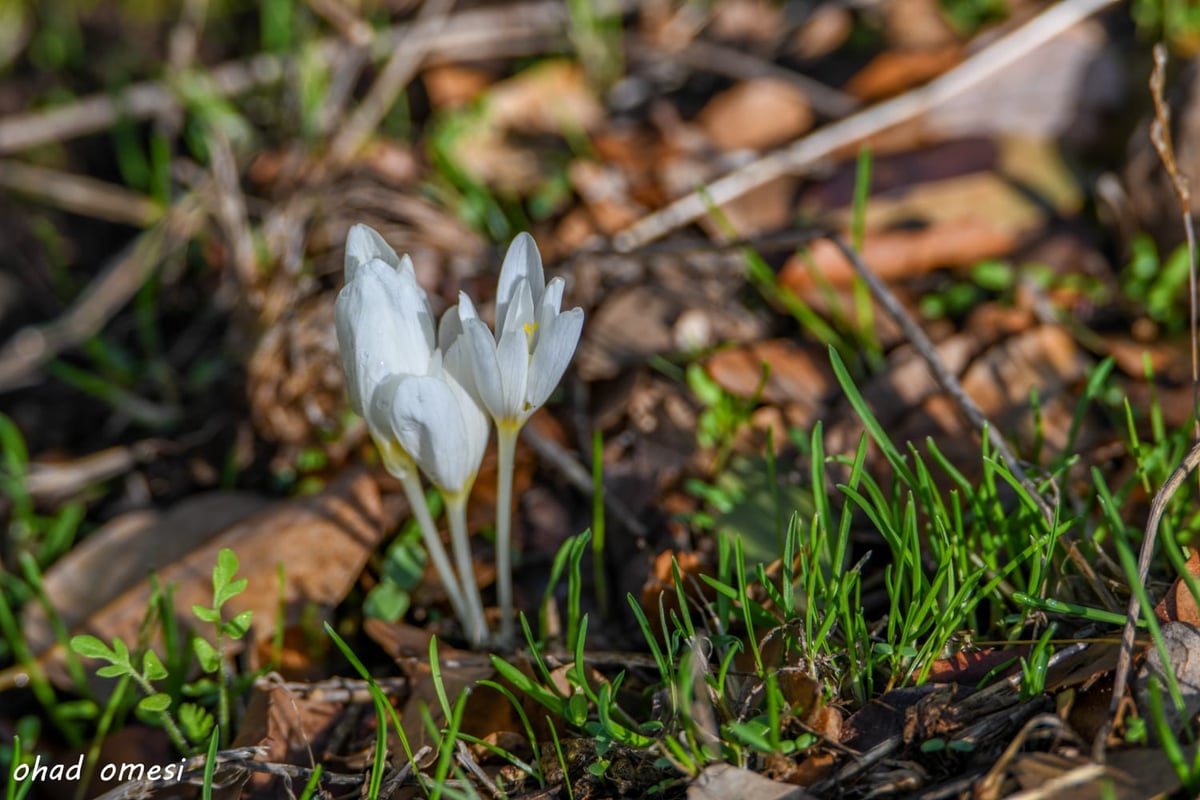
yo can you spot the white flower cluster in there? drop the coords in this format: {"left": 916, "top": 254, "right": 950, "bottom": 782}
{"left": 335, "top": 225, "right": 584, "bottom": 648}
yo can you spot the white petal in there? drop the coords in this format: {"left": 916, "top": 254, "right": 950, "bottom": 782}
{"left": 334, "top": 260, "right": 434, "bottom": 417}
{"left": 464, "top": 317, "right": 507, "bottom": 421}
{"left": 334, "top": 289, "right": 366, "bottom": 415}
{"left": 386, "top": 374, "right": 485, "bottom": 493}
{"left": 438, "top": 303, "right": 463, "bottom": 351}
{"left": 535, "top": 277, "right": 566, "bottom": 348}
{"left": 496, "top": 325, "right": 530, "bottom": 420}
{"left": 525, "top": 307, "right": 583, "bottom": 414}
{"left": 496, "top": 233, "right": 544, "bottom": 329}
{"left": 457, "top": 291, "right": 480, "bottom": 321}
{"left": 345, "top": 224, "right": 401, "bottom": 280}
{"left": 335, "top": 265, "right": 403, "bottom": 414}
{"left": 500, "top": 279, "right": 535, "bottom": 340}
{"left": 375, "top": 261, "right": 436, "bottom": 374}
{"left": 443, "top": 368, "right": 490, "bottom": 482}
{"left": 443, "top": 336, "right": 478, "bottom": 403}
{"left": 542, "top": 277, "right": 565, "bottom": 315}
{"left": 366, "top": 373, "right": 401, "bottom": 443}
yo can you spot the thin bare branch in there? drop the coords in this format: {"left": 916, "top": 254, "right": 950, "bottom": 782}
{"left": 1148, "top": 44, "right": 1199, "bottom": 435}
{"left": 0, "top": 190, "right": 209, "bottom": 392}
{"left": 0, "top": 160, "right": 162, "bottom": 226}
{"left": 1097, "top": 46, "right": 1200, "bottom": 763}
{"left": 327, "top": 0, "right": 456, "bottom": 168}
{"left": 0, "top": 1, "right": 576, "bottom": 156}
{"left": 304, "top": 0, "right": 373, "bottom": 47}
{"left": 825, "top": 233, "right": 1119, "bottom": 612}
{"left": 613, "top": 0, "right": 1121, "bottom": 251}
{"left": 633, "top": 35, "right": 859, "bottom": 119}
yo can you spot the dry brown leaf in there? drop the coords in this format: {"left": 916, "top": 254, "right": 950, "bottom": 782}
{"left": 689, "top": 763, "right": 814, "bottom": 800}
{"left": 879, "top": 0, "right": 958, "bottom": 49}
{"left": 1011, "top": 750, "right": 1183, "bottom": 799}
{"left": 639, "top": 549, "right": 710, "bottom": 625}
{"left": 780, "top": 219, "right": 1016, "bottom": 293}
{"left": 783, "top": 750, "right": 839, "bottom": 786}
{"left": 924, "top": 648, "right": 1022, "bottom": 685}
{"left": 22, "top": 493, "right": 271, "bottom": 656}
{"left": 705, "top": 339, "right": 833, "bottom": 409}
{"left": 27, "top": 472, "right": 382, "bottom": 690}
{"left": 698, "top": 175, "right": 799, "bottom": 241}
{"left": 697, "top": 78, "right": 813, "bottom": 152}
{"left": 1064, "top": 680, "right": 1116, "bottom": 745}
{"left": 421, "top": 64, "right": 492, "bottom": 110}
{"left": 960, "top": 325, "right": 1085, "bottom": 419}
{"left": 842, "top": 685, "right": 944, "bottom": 751}
{"left": 568, "top": 159, "right": 647, "bottom": 235}
{"left": 362, "top": 140, "right": 420, "bottom": 186}
{"left": 450, "top": 126, "right": 544, "bottom": 193}
{"left": 1101, "top": 336, "right": 1192, "bottom": 384}
{"left": 845, "top": 45, "right": 963, "bottom": 102}
{"left": 231, "top": 681, "right": 344, "bottom": 795}
{"left": 789, "top": 4, "right": 853, "bottom": 60}
{"left": 1155, "top": 549, "right": 1200, "bottom": 626}
{"left": 924, "top": 21, "right": 1115, "bottom": 141}
{"left": 488, "top": 60, "right": 604, "bottom": 134}
{"left": 365, "top": 618, "right": 503, "bottom": 751}
{"left": 247, "top": 296, "right": 344, "bottom": 446}
{"left": 576, "top": 285, "right": 678, "bottom": 381}
{"left": 710, "top": 0, "right": 787, "bottom": 45}
{"left": 1137, "top": 622, "right": 1200, "bottom": 738}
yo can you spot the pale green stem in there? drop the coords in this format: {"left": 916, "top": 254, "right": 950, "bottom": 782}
{"left": 445, "top": 491, "right": 488, "bottom": 648}
{"left": 496, "top": 424, "right": 519, "bottom": 645}
{"left": 379, "top": 442, "right": 472, "bottom": 637}
{"left": 396, "top": 468, "right": 470, "bottom": 633}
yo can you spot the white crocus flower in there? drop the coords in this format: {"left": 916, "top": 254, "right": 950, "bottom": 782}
{"left": 443, "top": 233, "right": 584, "bottom": 643}
{"left": 377, "top": 352, "right": 490, "bottom": 647}
{"left": 335, "top": 224, "right": 486, "bottom": 647}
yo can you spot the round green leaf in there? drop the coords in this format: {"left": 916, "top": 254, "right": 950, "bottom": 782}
{"left": 70, "top": 635, "right": 113, "bottom": 661}
{"left": 142, "top": 650, "right": 168, "bottom": 681}
{"left": 138, "top": 693, "right": 172, "bottom": 713}
{"left": 364, "top": 581, "right": 411, "bottom": 622}
{"left": 193, "top": 638, "right": 219, "bottom": 672}
{"left": 224, "top": 610, "right": 253, "bottom": 639}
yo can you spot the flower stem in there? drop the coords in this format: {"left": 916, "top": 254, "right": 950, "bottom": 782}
{"left": 496, "top": 425, "right": 519, "bottom": 645}
{"left": 445, "top": 492, "right": 488, "bottom": 648}
{"left": 395, "top": 463, "right": 471, "bottom": 634}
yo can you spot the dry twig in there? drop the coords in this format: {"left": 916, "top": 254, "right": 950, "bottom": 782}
{"left": 1098, "top": 45, "right": 1200, "bottom": 762}
{"left": 0, "top": 160, "right": 162, "bottom": 227}
{"left": 634, "top": 35, "right": 859, "bottom": 119}
{"left": 327, "top": 0, "right": 455, "bottom": 168}
{"left": 0, "top": 2, "right": 577, "bottom": 156}
{"left": 613, "top": 0, "right": 1121, "bottom": 251}
{"left": 1147, "top": 44, "right": 1198, "bottom": 436}
{"left": 0, "top": 189, "right": 209, "bottom": 392}
{"left": 825, "top": 233, "right": 1119, "bottom": 612}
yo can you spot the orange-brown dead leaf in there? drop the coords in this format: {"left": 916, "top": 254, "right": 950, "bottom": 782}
{"left": 845, "top": 45, "right": 962, "bottom": 102}
{"left": 232, "top": 681, "right": 344, "bottom": 794}
{"left": 23, "top": 472, "right": 382, "bottom": 692}
{"left": 697, "top": 78, "right": 813, "bottom": 152}
{"left": 488, "top": 60, "right": 604, "bottom": 134}
{"left": 422, "top": 64, "right": 493, "bottom": 110}
{"left": 705, "top": 339, "right": 833, "bottom": 409}
{"left": 1156, "top": 548, "right": 1200, "bottom": 626}
{"left": 924, "top": 648, "right": 1021, "bottom": 685}
{"left": 780, "top": 219, "right": 1016, "bottom": 293}
{"left": 639, "top": 549, "right": 711, "bottom": 626}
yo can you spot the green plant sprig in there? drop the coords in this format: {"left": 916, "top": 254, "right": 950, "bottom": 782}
{"left": 190, "top": 548, "right": 252, "bottom": 746}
